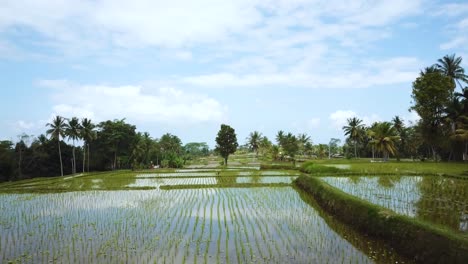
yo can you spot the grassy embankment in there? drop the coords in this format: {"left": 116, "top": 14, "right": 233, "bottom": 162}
{"left": 301, "top": 159, "right": 468, "bottom": 177}
{"left": 294, "top": 161, "right": 468, "bottom": 263}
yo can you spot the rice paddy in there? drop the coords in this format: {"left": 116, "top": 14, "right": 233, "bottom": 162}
{"left": 0, "top": 167, "right": 410, "bottom": 263}
{"left": 321, "top": 175, "right": 468, "bottom": 234}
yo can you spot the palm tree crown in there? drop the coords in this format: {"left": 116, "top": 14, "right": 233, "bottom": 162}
{"left": 247, "top": 131, "right": 262, "bottom": 157}
{"left": 81, "top": 118, "right": 96, "bottom": 172}
{"left": 371, "top": 122, "right": 400, "bottom": 161}
{"left": 436, "top": 54, "right": 468, "bottom": 89}
{"left": 46, "top": 116, "right": 66, "bottom": 176}
{"left": 343, "top": 117, "right": 364, "bottom": 158}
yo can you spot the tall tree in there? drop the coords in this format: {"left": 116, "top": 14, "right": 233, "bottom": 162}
{"left": 65, "top": 117, "right": 81, "bottom": 174}
{"left": 0, "top": 140, "right": 14, "bottom": 181}
{"left": 411, "top": 71, "right": 453, "bottom": 160}
{"left": 282, "top": 132, "right": 299, "bottom": 164}
{"left": 15, "top": 133, "right": 31, "bottom": 179}
{"left": 97, "top": 119, "right": 137, "bottom": 170}
{"left": 297, "top": 133, "right": 311, "bottom": 156}
{"left": 328, "top": 138, "right": 341, "bottom": 159}
{"left": 276, "top": 130, "right": 285, "bottom": 147}
{"left": 247, "top": 131, "right": 262, "bottom": 157}
{"left": 258, "top": 136, "right": 272, "bottom": 157}
{"left": 435, "top": 54, "right": 468, "bottom": 91}
{"left": 215, "top": 124, "right": 238, "bottom": 166}
{"left": 371, "top": 122, "right": 400, "bottom": 161}
{"left": 343, "top": 117, "right": 364, "bottom": 158}
{"left": 81, "top": 118, "right": 96, "bottom": 173}
{"left": 392, "top": 116, "right": 405, "bottom": 160}
{"left": 46, "top": 116, "right": 67, "bottom": 176}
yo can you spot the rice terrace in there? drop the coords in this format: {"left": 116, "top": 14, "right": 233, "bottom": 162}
{"left": 2, "top": 1, "right": 468, "bottom": 263}
{"left": 1, "top": 153, "right": 468, "bottom": 263}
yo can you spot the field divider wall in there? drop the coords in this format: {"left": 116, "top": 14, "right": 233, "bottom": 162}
{"left": 293, "top": 175, "right": 468, "bottom": 264}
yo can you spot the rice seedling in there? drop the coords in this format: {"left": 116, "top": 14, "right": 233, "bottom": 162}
{"left": 0, "top": 169, "right": 412, "bottom": 263}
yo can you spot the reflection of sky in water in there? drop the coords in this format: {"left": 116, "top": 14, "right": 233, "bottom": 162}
{"left": 322, "top": 177, "right": 422, "bottom": 217}
{"left": 0, "top": 188, "right": 405, "bottom": 263}
{"left": 236, "top": 176, "right": 297, "bottom": 184}
{"left": 128, "top": 178, "right": 217, "bottom": 187}
{"left": 322, "top": 176, "right": 468, "bottom": 233}
{"left": 136, "top": 172, "right": 217, "bottom": 177}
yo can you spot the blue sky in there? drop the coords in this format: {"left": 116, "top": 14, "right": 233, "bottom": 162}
{"left": 1, "top": 0, "right": 467, "bottom": 147}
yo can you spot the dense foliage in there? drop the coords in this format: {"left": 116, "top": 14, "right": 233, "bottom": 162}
{"left": 215, "top": 124, "right": 239, "bottom": 165}
{"left": 0, "top": 118, "right": 210, "bottom": 181}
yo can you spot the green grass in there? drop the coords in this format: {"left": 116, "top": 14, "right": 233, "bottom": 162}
{"left": 299, "top": 161, "right": 344, "bottom": 174}
{"left": 303, "top": 159, "right": 468, "bottom": 176}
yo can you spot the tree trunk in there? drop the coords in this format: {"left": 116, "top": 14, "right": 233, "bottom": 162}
{"left": 224, "top": 157, "right": 228, "bottom": 166}
{"left": 114, "top": 151, "right": 117, "bottom": 170}
{"left": 58, "top": 139, "right": 63, "bottom": 176}
{"left": 87, "top": 143, "right": 90, "bottom": 172}
{"left": 372, "top": 145, "right": 375, "bottom": 160}
{"left": 354, "top": 141, "right": 357, "bottom": 159}
{"left": 83, "top": 143, "right": 86, "bottom": 173}
{"left": 72, "top": 141, "right": 76, "bottom": 174}
{"left": 18, "top": 146, "right": 22, "bottom": 179}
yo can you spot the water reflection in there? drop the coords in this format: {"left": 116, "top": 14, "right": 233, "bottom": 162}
{"left": 322, "top": 176, "right": 468, "bottom": 233}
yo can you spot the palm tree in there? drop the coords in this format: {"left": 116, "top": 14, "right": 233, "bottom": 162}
{"left": 297, "top": 133, "right": 311, "bottom": 155}
{"left": 275, "top": 130, "right": 285, "bottom": 147}
{"left": 366, "top": 127, "right": 376, "bottom": 160}
{"left": 343, "top": 117, "right": 364, "bottom": 158}
{"left": 46, "top": 116, "right": 66, "bottom": 176}
{"left": 392, "top": 116, "right": 404, "bottom": 134}
{"left": 142, "top": 132, "right": 152, "bottom": 166}
{"left": 258, "top": 136, "right": 272, "bottom": 156}
{"left": 371, "top": 122, "right": 400, "bottom": 161}
{"left": 455, "top": 87, "right": 468, "bottom": 111}
{"left": 247, "top": 131, "right": 262, "bottom": 157}
{"left": 392, "top": 116, "right": 405, "bottom": 160}
{"left": 65, "top": 117, "right": 81, "bottom": 174}
{"left": 81, "top": 118, "right": 96, "bottom": 173}
{"left": 435, "top": 54, "right": 468, "bottom": 90}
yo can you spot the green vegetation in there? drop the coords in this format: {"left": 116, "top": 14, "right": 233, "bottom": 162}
{"left": 300, "top": 161, "right": 344, "bottom": 174}
{"left": 0, "top": 168, "right": 408, "bottom": 263}
{"left": 214, "top": 124, "right": 239, "bottom": 165}
{"left": 294, "top": 175, "right": 468, "bottom": 263}
{"left": 0, "top": 118, "right": 212, "bottom": 182}
{"left": 1, "top": 54, "right": 467, "bottom": 262}
{"left": 311, "top": 160, "right": 468, "bottom": 176}
{"left": 321, "top": 175, "right": 468, "bottom": 234}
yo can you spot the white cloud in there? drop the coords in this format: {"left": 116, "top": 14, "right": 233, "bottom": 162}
{"left": 182, "top": 56, "right": 420, "bottom": 89}
{"left": 329, "top": 110, "right": 381, "bottom": 130}
{"left": 15, "top": 120, "right": 35, "bottom": 130}
{"left": 0, "top": 0, "right": 424, "bottom": 59}
{"left": 39, "top": 80, "right": 226, "bottom": 125}
{"left": 434, "top": 3, "right": 468, "bottom": 17}
{"left": 0, "top": 0, "right": 261, "bottom": 50}
{"left": 440, "top": 36, "right": 468, "bottom": 50}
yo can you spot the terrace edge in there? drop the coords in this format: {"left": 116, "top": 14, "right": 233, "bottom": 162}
{"left": 293, "top": 175, "right": 468, "bottom": 264}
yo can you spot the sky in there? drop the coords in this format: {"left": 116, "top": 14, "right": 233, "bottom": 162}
{"left": 1, "top": 0, "right": 467, "bottom": 147}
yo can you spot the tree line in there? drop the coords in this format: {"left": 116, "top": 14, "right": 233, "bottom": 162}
{"left": 0, "top": 117, "right": 209, "bottom": 181}
{"left": 341, "top": 54, "right": 468, "bottom": 161}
